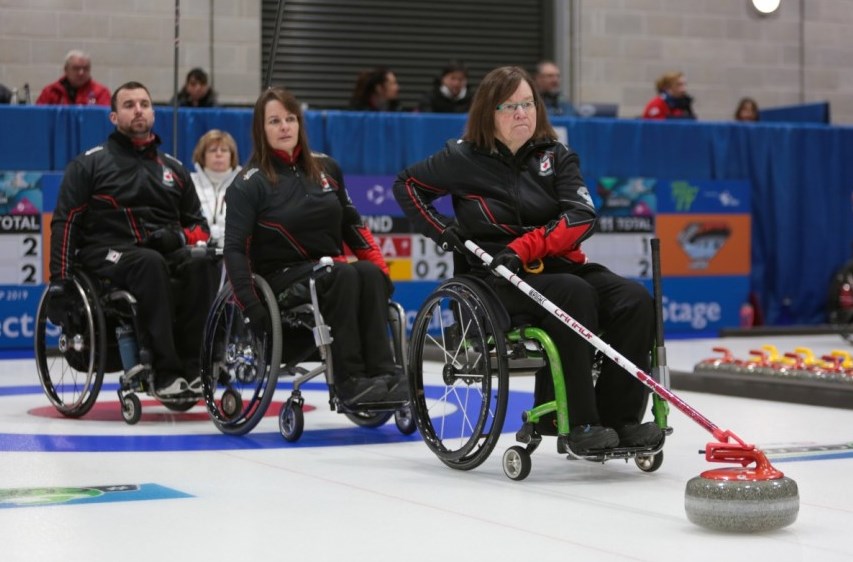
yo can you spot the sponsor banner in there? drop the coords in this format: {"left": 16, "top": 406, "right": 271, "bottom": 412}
{"left": 593, "top": 177, "right": 657, "bottom": 217}
{"left": 591, "top": 177, "right": 751, "bottom": 216}
{"left": 392, "top": 280, "right": 443, "bottom": 331}
{"left": 0, "top": 285, "right": 41, "bottom": 349}
{"left": 0, "top": 171, "right": 49, "bottom": 214}
{"left": 345, "top": 175, "right": 453, "bottom": 216}
{"left": 656, "top": 179, "right": 750, "bottom": 214}
{"left": 657, "top": 214, "right": 751, "bottom": 276}
{"left": 637, "top": 275, "right": 748, "bottom": 335}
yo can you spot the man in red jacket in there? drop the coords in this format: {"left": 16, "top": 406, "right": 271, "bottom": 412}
{"left": 36, "top": 49, "right": 111, "bottom": 106}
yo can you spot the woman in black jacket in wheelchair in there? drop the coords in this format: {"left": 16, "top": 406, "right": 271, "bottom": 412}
{"left": 393, "top": 66, "right": 661, "bottom": 454}
{"left": 223, "top": 87, "right": 405, "bottom": 406}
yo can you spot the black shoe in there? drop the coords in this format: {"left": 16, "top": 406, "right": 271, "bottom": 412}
{"left": 337, "top": 377, "right": 387, "bottom": 405}
{"left": 616, "top": 422, "right": 663, "bottom": 448}
{"left": 375, "top": 369, "right": 408, "bottom": 402}
{"left": 567, "top": 424, "right": 619, "bottom": 454}
{"left": 156, "top": 374, "right": 189, "bottom": 397}
{"left": 186, "top": 375, "right": 203, "bottom": 393}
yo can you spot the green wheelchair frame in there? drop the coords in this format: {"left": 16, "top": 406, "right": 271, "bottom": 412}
{"left": 407, "top": 273, "right": 671, "bottom": 481}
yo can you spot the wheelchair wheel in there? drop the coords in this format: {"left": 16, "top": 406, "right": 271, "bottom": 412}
{"left": 345, "top": 410, "right": 394, "bottom": 428}
{"left": 394, "top": 405, "right": 417, "bottom": 435}
{"left": 502, "top": 446, "right": 532, "bottom": 481}
{"left": 408, "top": 277, "right": 510, "bottom": 471}
{"left": 200, "top": 275, "right": 282, "bottom": 435}
{"left": 121, "top": 393, "right": 142, "bottom": 425}
{"left": 279, "top": 400, "right": 304, "bottom": 442}
{"left": 635, "top": 451, "right": 664, "bottom": 473}
{"left": 34, "top": 272, "right": 106, "bottom": 418}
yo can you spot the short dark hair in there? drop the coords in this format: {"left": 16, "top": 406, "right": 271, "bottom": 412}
{"left": 440, "top": 60, "right": 468, "bottom": 78}
{"left": 110, "top": 81, "right": 151, "bottom": 112}
{"left": 463, "top": 66, "right": 556, "bottom": 152}
{"left": 186, "top": 68, "right": 209, "bottom": 84}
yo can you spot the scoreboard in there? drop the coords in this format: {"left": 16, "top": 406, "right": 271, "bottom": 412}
{"left": 0, "top": 214, "right": 42, "bottom": 285}
{"left": 0, "top": 172, "right": 57, "bottom": 350}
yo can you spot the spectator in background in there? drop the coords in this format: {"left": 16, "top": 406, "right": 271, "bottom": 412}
{"left": 417, "top": 60, "right": 474, "bottom": 113}
{"left": 0, "top": 83, "right": 12, "bottom": 104}
{"left": 533, "top": 60, "right": 577, "bottom": 117}
{"left": 349, "top": 67, "right": 401, "bottom": 111}
{"left": 190, "top": 129, "right": 241, "bottom": 245}
{"left": 734, "top": 97, "right": 759, "bottom": 122}
{"left": 172, "top": 68, "right": 218, "bottom": 108}
{"left": 36, "top": 49, "right": 111, "bottom": 106}
{"left": 642, "top": 71, "right": 695, "bottom": 120}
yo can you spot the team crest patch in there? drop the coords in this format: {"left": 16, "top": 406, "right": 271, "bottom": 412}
{"left": 538, "top": 153, "right": 554, "bottom": 176}
{"left": 162, "top": 167, "right": 175, "bottom": 187}
{"left": 320, "top": 172, "right": 332, "bottom": 191}
{"left": 106, "top": 249, "right": 122, "bottom": 264}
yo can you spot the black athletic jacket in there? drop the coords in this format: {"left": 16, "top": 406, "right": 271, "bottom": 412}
{"left": 224, "top": 152, "right": 387, "bottom": 313}
{"left": 393, "top": 137, "right": 596, "bottom": 267}
{"left": 50, "top": 131, "right": 210, "bottom": 281}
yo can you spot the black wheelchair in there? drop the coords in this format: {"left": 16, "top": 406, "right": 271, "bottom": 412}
{"left": 199, "top": 258, "right": 415, "bottom": 441}
{"left": 34, "top": 269, "right": 202, "bottom": 425}
{"left": 406, "top": 272, "right": 672, "bottom": 481}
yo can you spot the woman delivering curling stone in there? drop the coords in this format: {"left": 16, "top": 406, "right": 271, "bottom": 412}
{"left": 395, "top": 65, "right": 799, "bottom": 532}
{"left": 393, "top": 65, "right": 662, "bottom": 455}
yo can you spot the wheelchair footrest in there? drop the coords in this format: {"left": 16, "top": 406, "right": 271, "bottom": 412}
{"left": 561, "top": 437, "right": 667, "bottom": 462}
{"left": 339, "top": 398, "right": 409, "bottom": 412}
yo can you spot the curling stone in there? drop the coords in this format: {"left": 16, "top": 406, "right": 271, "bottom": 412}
{"left": 685, "top": 462, "right": 799, "bottom": 532}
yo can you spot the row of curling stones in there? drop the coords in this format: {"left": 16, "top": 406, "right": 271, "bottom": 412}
{"left": 695, "top": 345, "right": 853, "bottom": 383}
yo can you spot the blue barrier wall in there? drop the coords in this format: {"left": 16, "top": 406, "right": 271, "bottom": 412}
{"left": 1, "top": 106, "right": 852, "bottom": 326}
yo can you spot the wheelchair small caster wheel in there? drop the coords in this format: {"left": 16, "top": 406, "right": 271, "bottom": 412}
{"left": 220, "top": 388, "right": 242, "bottom": 420}
{"left": 279, "top": 401, "right": 304, "bottom": 442}
{"left": 635, "top": 451, "right": 663, "bottom": 473}
{"left": 394, "top": 405, "right": 416, "bottom": 435}
{"left": 502, "top": 446, "right": 532, "bottom": 481}
{"left": 121, "top": 394, "right": 142, "bottom": 425}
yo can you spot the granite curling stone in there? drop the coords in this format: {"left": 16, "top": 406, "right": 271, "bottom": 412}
{"left": 684, "top": 467, "right": 799, "bottom": 532}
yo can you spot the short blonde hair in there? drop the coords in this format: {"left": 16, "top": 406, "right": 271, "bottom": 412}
{"left": 655, "top": 71, "right": 684, "bottom": 93}
{"left": 192, "top": 129, "right": 239, "bottom": 169}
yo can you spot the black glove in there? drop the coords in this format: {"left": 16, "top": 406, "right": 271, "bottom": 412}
{"left": 45, "top": 280, "right": 72, "bottom": 326}
{"left": 438, "top": 224, "right": 467, "bottom": 253}
{"left": 145, "top": 226, "right": 186, "bottom": 254}
{"left": 490, "top": 248, "right": 522, "bottom": 275}
{"left": 242, "top": 301, "right": 269, "bottom": 335}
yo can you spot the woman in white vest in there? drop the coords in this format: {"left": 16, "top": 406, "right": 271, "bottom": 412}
{"left": 190, "top": 129, "right": 241, "bottom": 246}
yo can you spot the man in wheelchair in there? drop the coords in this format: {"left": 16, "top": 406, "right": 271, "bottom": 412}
{"left": 47, "top": 81, "right": 219, "bottom": 397}
{"left": 394, "top": 65, "right": 662, "bottom": 455}
{"left": 222, "top": 87, "right": 406, "bottom": 407}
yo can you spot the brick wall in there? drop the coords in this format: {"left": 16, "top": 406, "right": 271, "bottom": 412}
{"left": 0, "top": 0, "right": 260, "bottom": 106}
{"left": 1, "top": 0, "right": 852, "bottom": 123}
{"left": 571, "top": 0, "right": 853, "bottom": 122}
